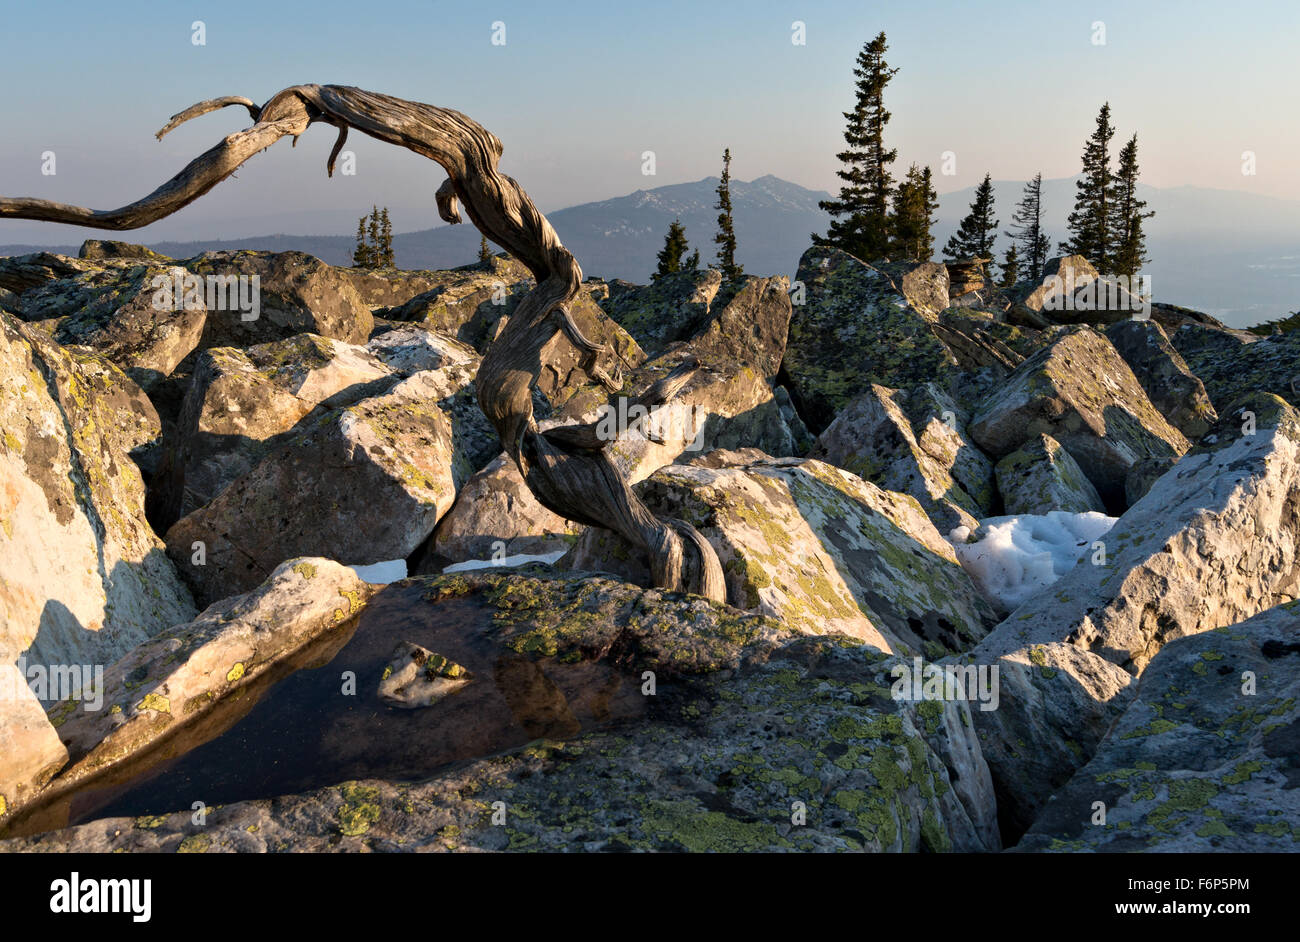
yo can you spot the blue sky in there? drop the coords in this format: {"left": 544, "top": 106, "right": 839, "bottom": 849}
{"left": 2, "top": 0, "right": 1296, "bottom": 241}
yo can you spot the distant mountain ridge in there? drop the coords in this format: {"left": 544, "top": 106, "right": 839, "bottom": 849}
{"left": 3, "top": 175, "right": 1296, "bottom": 328}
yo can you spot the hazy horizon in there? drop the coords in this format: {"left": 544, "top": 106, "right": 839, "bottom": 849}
{"left": 2, "top": 0, "right": 1297, "bottom": 246}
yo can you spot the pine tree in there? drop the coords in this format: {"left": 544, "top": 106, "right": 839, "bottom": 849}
{"left": 1005, "top": 172, "right": 1051, "bottom": 281}
{"left": 889, "top": 164, "right": 938, "bottom": 262}
{"left": 998, "top": 242, "right": 1020, "bottom": 288}
{"left": 352, "top": 216, "right": 372, "bottom": 268}
{"left": 655, "top": 218, "right": 692, "bottom": 279}
{"left": 713, "top": 149, "right": 743, "bottom": 282}
{"left": 685, "top": 248, "right": 700, "bottom": 271}
{"left": 1110, "top": 134, "right": 1154, "bottom": 279}
{"left": 1062, "top": 103, "right": 1116, "bottom": 269}
{"left": 367, "top": 205, "right": 382, "bottom": 266}
{"left": 943, "top": 173, "right": 999, "bottom": 261}
{"left": 815, "top": 32, "right": 898, "bottom": 262}
{"left": 379, "top": 207, "right": 394, "bottom": 267}
{"left": 478, "top": 235, "right": 492, "bottom": 264}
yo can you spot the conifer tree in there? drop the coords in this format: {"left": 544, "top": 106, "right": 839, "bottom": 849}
{"left": 367, "top": 205, "right": 382, "bottom": 265}
{"left": 1062, "top": 103, "right": 1116, "bottom": 269}
{"left": 815, "top": 32, "right": 898, "bottom": 261}
{"left": 379, "top": 207, "right": 394, "bottom": 267}
{"left": 478, "top": 235, "right": 492, "bottom": 263}
{"left": 1006, "top": 172, "right": 1051, "bottom": 281}
{"left": 998, "top": 242, "right": 1020, "bottom": 288}
{"left": 713, "top": 149, "right": 743, "bottom": 282}
{"left": 889, "top": 164, "right": 938, "bottom": 262}
{"left": 352, "top": 216, "right": 372, "bottom": 268}
{"left": 655, "top": 218, "right": 691, "bottom": 279}
{"left": 943, "top": 172, "right": 999, "bottom": 261}
{"left": 1110, "top": 134, "right": 1154, "bottom": 279}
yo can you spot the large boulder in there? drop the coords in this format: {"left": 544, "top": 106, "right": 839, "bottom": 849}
{"left": 181, "top": 250, "right": 373, "bottom": 348}
{"left": 0, "top": 570, "right": 999, "bottom": 853}
{"left": 564, "top": 455, "right": 1000, "bottom": 657}
{"left": 994, "top": 433, "right": 1106, "bottom": 515}
{"left": 969, "top": 326, "right": 1189, "bottom": 508}
{"left": 811, "top": 383, "right": 994, "bottom": 533}
{"left": 1104, "top": 318, "right": 1217, "bottom": 440}
{"left": 966, "top": 393, "right": 1300, "bottom": 836}
{"left": 77, "top": 240, "right": 173, "bottom": 263}
{"left": 782, "top": 246, "right": 958, "bottom": 433}
{"left": 152, "top": 329, "right": 478, "bottom": 526}
{"left": 164, "top": 364, "right": 480, "bottom": 606}
{"left": 0, "top": 313, "right": 195, "bottom": 670}
{"left": 49, "top": 264, "right": 209, "bottom": 392}
{"left": 1007, "top": 255, "right": 1099, "bottom": 326}
{"left": 597, "top": 267, "right": 723, "bottom": 355}
{"left": 1016, "top": 602, "right": 1300, "bottom": 852}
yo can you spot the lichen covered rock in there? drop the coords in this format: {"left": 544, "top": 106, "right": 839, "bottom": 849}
{"left": 1016, "top": 602, "right": 1300, "bottom": 852}
{"left": 0, "top": 312, "right": 195, "bottom": 670}
{"left": 1105, "top": 318, "right": 1217, "bottom": 440}
{"left": 994, "top": 433, "right": 1105, "bottom": 515}
{"left": 565, "top": 455, "right": 999, "bottom": 657}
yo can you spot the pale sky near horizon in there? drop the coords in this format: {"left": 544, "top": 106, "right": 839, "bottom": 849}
{"left": 1, "top": 0, "right": 1296, "bottom": 241}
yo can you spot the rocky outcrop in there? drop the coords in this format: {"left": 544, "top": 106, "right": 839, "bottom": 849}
{"left": 0, "top": 312, "right": 195, "bottom": 670}
{"left": 994, "top": 433, "right": 1106, "bottom": 515}
{"left": 1016, "top": 602, "right": 1300, "bottom": 851}
{"left": 1105, "top": 318, "right": 1217, "bottom": 440}
{"left": 782, "top": 246, "right": 958, "bottom": 432}
{"left": 1, "top": 570, "right": 998, "bottom": 853}
{"left": 966, "top": 393, "right": 1300, "bottom": 836}
{"left": 165, "top": 365, "right": 480, "bottom": 606}
{"left": 1007, "top": 255, "right": 1099, "bottom": 326}
{"left": 77, "top": 240, "right": 173, "bottom": 263}
{"left": 970, "top": 326, "right": 1189, "bottom": 508}
{"left": 564, "top": 455, "right": 999, "bottom": 657}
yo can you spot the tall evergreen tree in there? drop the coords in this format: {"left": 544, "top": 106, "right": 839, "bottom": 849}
{"left": 1110, "top": 134, "right": 1154, "bottom": 279}
{"left": 352, "top": 216, "right": 373, "bottom": 268}
{"left": 889, "top": 164, "right": 939, "bottom": 262}
{"left": 998, "top": 242, "right": 1020, "bottom": 288}
{"left": 815, "top": 32, "right": 898, "bottom": 261}
{"left": 478, "top": 235, "right": 492, "bottom": 263}
{"left": 943, "top": 172, "right": 999, "bottom": 260}
{"left": 655, "top": 218, "right": 692, "bottom": 279}
{"left": 378, "top": 207, "right": 394, "bottom": 267}
{"left": 713, "top": 149, "right": 743, "bottom": 281}
{"left": 1005, "top": 172, "right": 1051, "bottom": 281}
{"left": 367, "top": 205, "right": 382, "bottom": 265}
{"left": 1062, "top": 103, "right": 1116, "bottom": 269}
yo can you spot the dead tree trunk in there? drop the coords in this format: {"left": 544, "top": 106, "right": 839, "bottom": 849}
{"left": 0, "top": 85, "right": 725, "bottom": 600}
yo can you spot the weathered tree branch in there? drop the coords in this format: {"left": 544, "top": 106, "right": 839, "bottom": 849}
{"left": 0, "top": 85, "right": 725, "bottom": 600}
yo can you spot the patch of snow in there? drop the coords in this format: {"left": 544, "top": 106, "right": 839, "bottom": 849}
{"left": 442, "top": 551, "right": 567, "bottom": 574}
{"left": 947, "top": 511, "right": 1118, "bottom": 611}
{"left": 348, "top": 559, "right": 408, "bottom": 584}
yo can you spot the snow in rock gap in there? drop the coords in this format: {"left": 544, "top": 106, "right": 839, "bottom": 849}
{"left": 947, "top": 511, "right": 1119, "bottom": 611}
{"left": 347, "top": 560, "right": 408, "bottom": 584}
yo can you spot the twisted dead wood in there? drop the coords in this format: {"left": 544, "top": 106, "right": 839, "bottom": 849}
{"left": 0, "top": 85, "right": 725, "bottom": 600}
